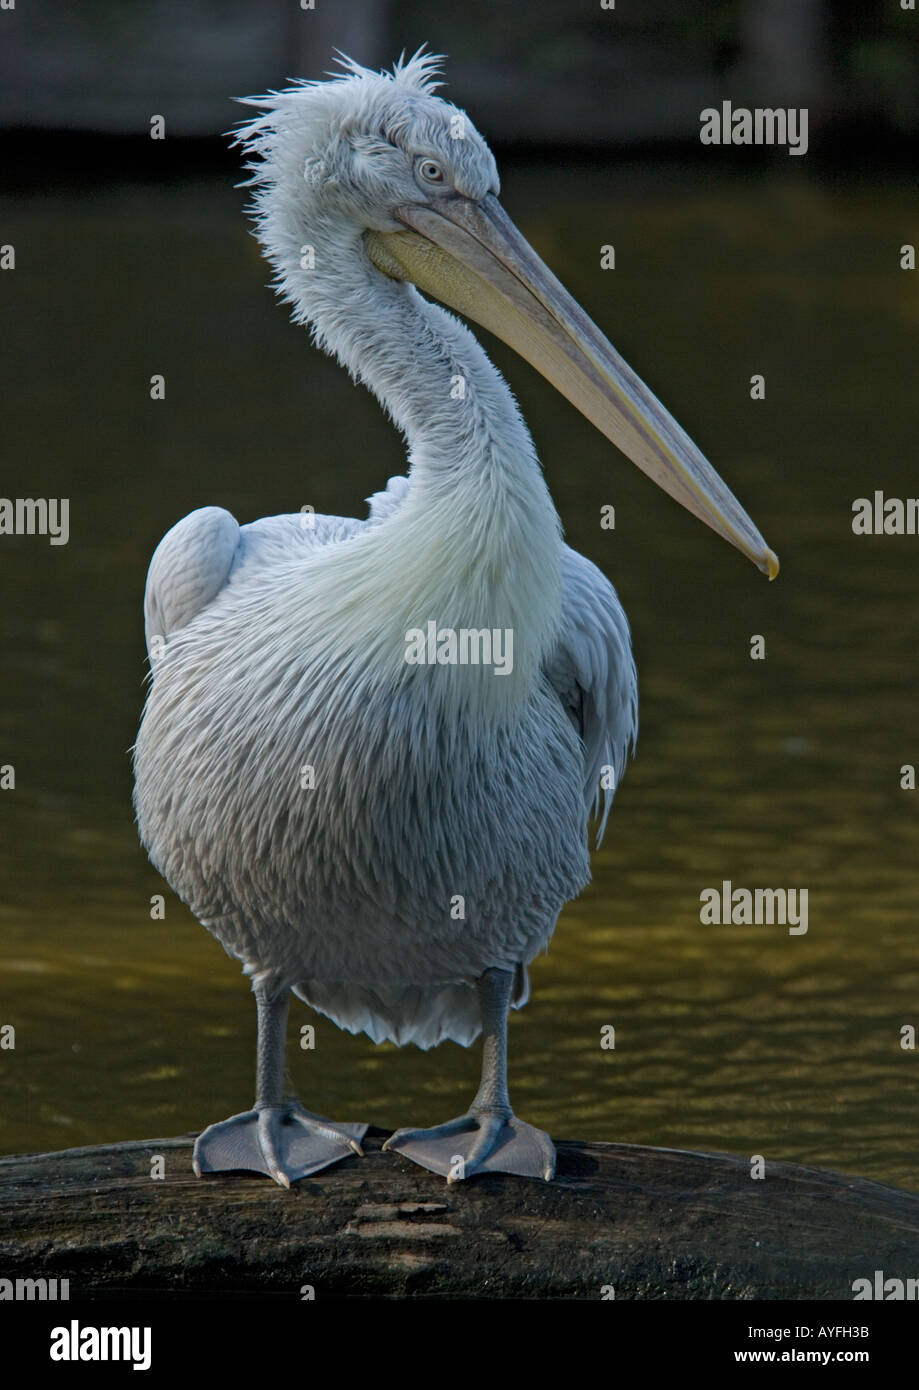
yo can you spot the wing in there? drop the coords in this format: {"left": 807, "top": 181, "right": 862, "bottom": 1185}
{"left": 544, "top": 545, "right": 639, "bottom": 844}
{"left": 143, "top": 505, "right": 364, "bottom": 660}
{"left": 143, "top": 506, "right": 241, "bottom": 657}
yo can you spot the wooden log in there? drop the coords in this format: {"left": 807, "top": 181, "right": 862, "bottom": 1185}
{"left": 1, "top": 1129, "right": 918, "bottom": 1299}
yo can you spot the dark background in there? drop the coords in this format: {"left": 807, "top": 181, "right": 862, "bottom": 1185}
{"left": 1, "top": 0, "right": 917, "bottom": 157}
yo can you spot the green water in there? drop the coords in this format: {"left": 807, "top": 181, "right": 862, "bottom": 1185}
{"left": 1, "top": 162, "right": 917, "bottom": 1188}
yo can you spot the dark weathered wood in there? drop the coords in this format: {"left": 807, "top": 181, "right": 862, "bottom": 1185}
{"left": 2, "top": 1130, "right": 918, "bottom": 1299}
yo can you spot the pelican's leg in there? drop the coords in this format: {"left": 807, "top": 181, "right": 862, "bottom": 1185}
{"left": 383, "top": 967, "right": 555, "bottom": 1183}
{"left": 192, "top": 985, "right": 368, "bottom": 1186}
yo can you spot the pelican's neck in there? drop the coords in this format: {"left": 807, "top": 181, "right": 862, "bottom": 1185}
{"left": 284, "top": 222, "right": 565, "bottom": 705}
{"left": 301, "top": 227, "right": 554, "bottom": 494}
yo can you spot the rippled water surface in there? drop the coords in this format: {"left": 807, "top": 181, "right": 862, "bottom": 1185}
{"left": 2, "top": 162, "right": 917, "bottom": 1188}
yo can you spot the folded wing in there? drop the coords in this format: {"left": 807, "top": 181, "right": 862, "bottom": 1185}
{"left": 544, "top": 546, "right": 639, "bottom": 843}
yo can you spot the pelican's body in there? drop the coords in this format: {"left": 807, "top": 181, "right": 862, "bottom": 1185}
{"left": 134, "top": 53, "right": 776, "bottom": 1185}
{"left": 137, "top": 499, "right": 632, "bottom": 1046}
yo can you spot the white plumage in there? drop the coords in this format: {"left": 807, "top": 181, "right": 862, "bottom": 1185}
{"left": 133, "top": 51, "right": 772, "bottom": 1186}
{"left": 137, "top": 480, "right": 636, "bottom": 1049}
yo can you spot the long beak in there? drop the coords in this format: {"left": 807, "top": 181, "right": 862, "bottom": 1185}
{"left": 365, "top": 193, "right": 778, "bottom": 579}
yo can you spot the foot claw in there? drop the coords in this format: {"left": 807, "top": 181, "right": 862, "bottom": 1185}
{"left": 384, "top": 1115, "right": 469, "bottom": 1154}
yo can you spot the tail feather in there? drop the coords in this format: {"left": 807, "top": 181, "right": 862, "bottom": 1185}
{"left": 293, "top": 964, "right": 530, "bottom": 1049}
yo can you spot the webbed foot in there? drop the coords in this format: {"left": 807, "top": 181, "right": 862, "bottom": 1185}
{"left": 383, "top": 1109, "right": 555, "bottom": 1184}
{"left": 193, "top": 1100, "right": 367, "bottom": 1186}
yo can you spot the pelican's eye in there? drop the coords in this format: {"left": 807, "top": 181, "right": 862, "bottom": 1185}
{"left": 417, "top": 158, "right": 445, "bottom": 185}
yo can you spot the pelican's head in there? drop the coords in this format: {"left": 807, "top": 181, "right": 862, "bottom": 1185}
{"left": 235, "top": 51, "right": 777, "bottom": 579}
{"left": 236, "top": 51, "right": 498, "bottom": 236}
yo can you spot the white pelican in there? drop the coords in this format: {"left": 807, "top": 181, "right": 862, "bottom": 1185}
{"left": 133, "top": 52, "right": 777, "bottom": 1187}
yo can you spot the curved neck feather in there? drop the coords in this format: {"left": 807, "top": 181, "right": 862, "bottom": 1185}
{"left": 283, "top": 221, "right": 564, "bottom": 711}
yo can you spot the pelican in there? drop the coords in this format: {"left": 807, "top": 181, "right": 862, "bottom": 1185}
{"left": 133, "top": 52, "right": 777, "bottom": 1188}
